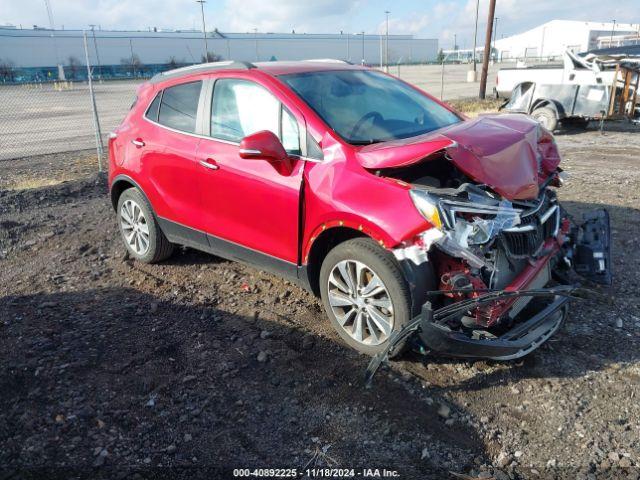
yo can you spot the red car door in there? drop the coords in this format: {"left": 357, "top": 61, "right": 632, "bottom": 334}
{"left": 195, "top": 76, "right": 305, "bottom": 269}
{"left": 141, "top": 80, "right": 205, "bottom": 234}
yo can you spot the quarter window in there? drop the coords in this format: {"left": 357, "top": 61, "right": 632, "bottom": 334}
{"left": 211, "top": 78, "right": 300, "bottom": 154}
{"left": 145, "top": 92, "right": 162, "bottom": 122}
{"left": 281, "top": 106, "right": 301, "bottom": 155}
{"left": 157, "top": 81, "right": 202, "bottom": 133}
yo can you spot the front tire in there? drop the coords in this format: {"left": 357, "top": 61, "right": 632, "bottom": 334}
{"left": 319, "top": 238, "right": 413, "bottom": 356}
{"left": 117, "top": 188, "right": 174, "bottom": 263}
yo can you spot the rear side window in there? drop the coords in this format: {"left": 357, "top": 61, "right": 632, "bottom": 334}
{"left": 145, "top": 92, "right": 162, "bottom": 122}
{"left": 157, "top": 81, "right": 202, "bottom": 133}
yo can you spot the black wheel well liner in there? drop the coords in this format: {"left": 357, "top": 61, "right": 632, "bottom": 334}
{"left": 530, "top": 99, "right": 565, "bottom": 118}
{"left": 303, "top": 227, "right": 435, "bottom": 314}
{"left": 305, "top": 227, "right": 366, "bottom": 296}
{"left": 110, "top": 175, "right": 143, "bottom": 210}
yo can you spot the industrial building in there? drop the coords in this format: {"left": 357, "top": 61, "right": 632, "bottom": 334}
{"left": 494, "top": 20, "right": 640, "bottom": 60}
{"left": 0, "top": 26, "right": 437, "bottom": 74}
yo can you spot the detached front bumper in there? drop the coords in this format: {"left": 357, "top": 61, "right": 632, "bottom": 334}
{"left": 419, "top": 295, "right": 570, "bottom": 360}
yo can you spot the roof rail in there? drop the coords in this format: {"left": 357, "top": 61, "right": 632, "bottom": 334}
{"left": 150, "top": 60, "right": 255, "bottom": 83}
{"left": 302, "top": 58, "right": 351, "bottom": 64}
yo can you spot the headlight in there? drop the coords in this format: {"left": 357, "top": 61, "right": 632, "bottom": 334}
{"left": 409, "top": 189, "right": 442, "bottom": 229}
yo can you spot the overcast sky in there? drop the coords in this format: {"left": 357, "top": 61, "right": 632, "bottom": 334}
{"left": 2, "top": 0, "right": 640, "bottom": 48}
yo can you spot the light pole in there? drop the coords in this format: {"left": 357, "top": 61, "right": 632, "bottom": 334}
{"left": 196, "top": 0, "right": 209, "bottom": 61}
{"left": 385, "top": 10, "right": 390, "bottom": 71}
{"left": 492, "top": 17, "right": 499, "bottom": 62}
{"left": 43, "top": 0, "right": 65, "bottom": 80}
{"left": 361, "top": 31, "right": 365, "bottom": 65}
{"left": 472, "top": 0, "right": 479, "bottom": 73}
{"left": 610, "top": 20, "right": 617, "bottom": 46}
{"left": 253, "top": 28, "right": 259, "bottom": 61}
{"left": 129, "top": 38, "right": 135, "bottom": 76}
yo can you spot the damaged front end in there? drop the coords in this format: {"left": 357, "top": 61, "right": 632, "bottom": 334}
{"left": 394, "top": 179, "right": 611, "bottom": 349}
{"left": 371, "top": 133, "right": 612, "bottom": 382}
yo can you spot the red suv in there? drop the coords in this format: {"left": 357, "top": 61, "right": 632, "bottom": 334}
{"left": 108, "top": 60, "right": 611, "bottom": 359}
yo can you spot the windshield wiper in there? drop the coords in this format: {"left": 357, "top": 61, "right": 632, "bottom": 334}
{"left": 349, "top": 139, "right": 386, "bottom": 145}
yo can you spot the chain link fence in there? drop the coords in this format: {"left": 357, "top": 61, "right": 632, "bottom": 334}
{"left": 0, "top": 79, "right": 143, "bottom": 162}
{"left": 0, "top": 32, "right": 505, "bottom": 164}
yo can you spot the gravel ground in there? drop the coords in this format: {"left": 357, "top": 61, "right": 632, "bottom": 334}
{"left": 1, "top": 122, "right": 639, "bottom": 479}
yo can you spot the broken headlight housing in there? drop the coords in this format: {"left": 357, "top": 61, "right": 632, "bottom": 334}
{"left": 409, "top": 188, "right": 523, "bottom": 267}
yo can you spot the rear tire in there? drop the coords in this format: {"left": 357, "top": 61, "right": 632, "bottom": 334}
{"left": 531, "top": 106, "right": 558, "bottom": 131}
{"left": 319, "top": 238, "right": 413, "bottom": 356}
{"left": 117, "top": 188, "right": 174, "bottom": 263}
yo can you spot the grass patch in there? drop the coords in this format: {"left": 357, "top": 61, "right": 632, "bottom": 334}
{"left": 448, "top": 97, "right": 504, "bottom": 117}
{"left": 5, "top": 177, "right": 69, "bottom": 191}
{"left": 0, "top": 152, "right": 99, "bottom": 191}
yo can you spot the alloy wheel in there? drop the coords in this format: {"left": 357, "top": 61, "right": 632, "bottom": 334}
{"left": 327, "top": 259, "right": 394, "bottom": 346}
{"left": 120, "top": 199, "right": 150, "bottom": 255}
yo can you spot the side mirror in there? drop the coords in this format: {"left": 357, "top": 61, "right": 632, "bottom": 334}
{"left": 239, "top": 130, "right": 288, "bottom": 162}
{"left": 239, "top": 130, "right": 292, "bottom": 175}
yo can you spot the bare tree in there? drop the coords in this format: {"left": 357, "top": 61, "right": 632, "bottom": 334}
{"left": 120, "top": 54, "right": 144, "bottom": 76}
{"left": 0, "top": 58, "right": 16, "bottom": 83}
{"left": 166, "top": 56, "right": 179, "bottom": 70}
{"left": 201, "top": 51, "right": 222, "bottom": 63}
{"left": 67, "top": 56, "right": 81, "bottom": 80}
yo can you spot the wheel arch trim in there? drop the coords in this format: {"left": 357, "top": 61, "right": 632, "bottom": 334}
{"left": 303, "top": 220, "right": 394, "bottom": 265}
{"left": 110, "top": 174, "right": 148, "bottom": 211}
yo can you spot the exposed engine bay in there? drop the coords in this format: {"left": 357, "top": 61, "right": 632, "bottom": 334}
{"left": 379, "top": 149, "right": 611, "bottom": 370}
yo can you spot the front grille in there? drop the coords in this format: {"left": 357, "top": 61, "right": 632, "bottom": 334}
{"left": 501, "top": 193, "right": 558, "bottom": 258}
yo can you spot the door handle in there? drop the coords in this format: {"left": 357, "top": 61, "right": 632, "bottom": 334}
{"left": 199, "top": 159, "right": 219, "bottom": 170}
{"left": 131, "top": 139, "right": 145, "bottom": 147}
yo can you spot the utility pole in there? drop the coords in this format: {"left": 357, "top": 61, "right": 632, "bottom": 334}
{"left": 196, "top": 0, "right": 209, "bottom": 60}
{"left": 361, "top": 31, "right": 365, "bottom": 65}
{"left": 347, "top": 33, "right": 350, "bottom": 62}
{"left": 89, "top": 25, "right": 102, "bottom": 79}
{"left": 454, "top": 33, "right": 457, "bottom": 51}
{"left": 479, "top": 0, "right": 496, "bottom": 99}
{"left": 385, "top": 11, "right": 390, "bottom": 71}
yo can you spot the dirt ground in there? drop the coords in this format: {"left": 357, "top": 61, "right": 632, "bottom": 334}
{"left": 1, "top": 121, "right": 639, "bottom": 479}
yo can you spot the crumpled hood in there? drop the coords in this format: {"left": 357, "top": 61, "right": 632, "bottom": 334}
{"left": 355, "top": 114, "right": 556, "bottom": 200}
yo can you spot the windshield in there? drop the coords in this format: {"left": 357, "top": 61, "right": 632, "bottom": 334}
{"left": 279, "top": 70, "right": 461, "bottom": 144}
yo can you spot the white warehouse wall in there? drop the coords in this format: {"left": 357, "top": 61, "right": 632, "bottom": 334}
{"left": 0, "top": 28, "right": 438, "bottom": 67}
{"left": 494, "top": 20, "right": 640, "bottom": 59}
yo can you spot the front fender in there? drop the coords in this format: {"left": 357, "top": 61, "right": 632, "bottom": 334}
{"left": 302, "top": 158, "right": 430, "bottom": 264}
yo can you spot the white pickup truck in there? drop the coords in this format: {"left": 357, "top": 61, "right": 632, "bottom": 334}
{"left": 495, "top": 51, "right": 616, "bottom": 98}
